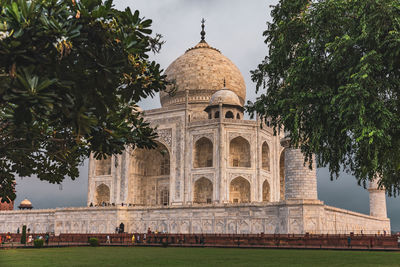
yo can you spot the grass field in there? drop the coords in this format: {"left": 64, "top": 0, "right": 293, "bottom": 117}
{"left": 1, "top": 247, "right": 400, "bottom": 267}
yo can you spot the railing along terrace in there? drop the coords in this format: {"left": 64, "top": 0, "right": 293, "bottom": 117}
{"left": 1, "top": 233, "right": 398, "bottom": 249}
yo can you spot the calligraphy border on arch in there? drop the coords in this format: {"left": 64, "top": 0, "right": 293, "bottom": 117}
{"left": 228, "top": 132, "right": 252, "bottom": 143}
{"left": 192, "top": 173, "right": 214, "bottom": 183}
{"left": 95, "top": 180, "right": 112, "bottom": 189}
{"left": 157, "top": 128, "right": 172, "bottom": 149}
{"left": 193, "top": 132, "right": 214, "bottom": 144}
{"left": 228, "top": 172, "right": 253, "bottom": 184}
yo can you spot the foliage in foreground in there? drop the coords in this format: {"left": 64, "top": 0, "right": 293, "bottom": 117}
{"left": 250, "top": 0, "right": 400, "bottom": 194}
{"left": 88, "top": 237, "right": 99, "bottom": 247}
{"left": 33, "top": 239, "right": 44, "bottom": 248}
{"left": 0, "top": 0, "right": 168, "bottom": 202}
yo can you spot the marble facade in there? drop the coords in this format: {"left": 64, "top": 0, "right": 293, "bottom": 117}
{"left": 0, "top": 33, "right": 390, "bottom": 235}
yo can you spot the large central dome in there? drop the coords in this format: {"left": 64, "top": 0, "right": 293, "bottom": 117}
{"left": 160, "top": 40, "right": 246, "bottom": 107}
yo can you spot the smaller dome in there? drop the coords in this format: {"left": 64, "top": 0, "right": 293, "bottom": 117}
{"left": 209, "top": 89, "right": 242, "bottom": 106}
{"left": 19, "top": 199, "right": 32, "bottom": 207}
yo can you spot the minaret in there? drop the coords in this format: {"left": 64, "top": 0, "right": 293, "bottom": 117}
{"left": 280, "top": 138, "right": 318, "bottom": 200}
{"left": 368, "top": 179, "right": 387, "bottom": 218}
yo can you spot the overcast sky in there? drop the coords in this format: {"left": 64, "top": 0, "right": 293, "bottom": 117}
{"left": 14, "top": 0, "right": 400, "bottom": 231}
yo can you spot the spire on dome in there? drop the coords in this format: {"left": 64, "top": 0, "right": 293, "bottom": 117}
{"left": 200, "top": 18, "right": 206, "bottom": 43}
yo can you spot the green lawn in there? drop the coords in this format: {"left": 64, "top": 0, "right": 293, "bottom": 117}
{"left": 1, "top": 247, "right": 400, "bottom": 267}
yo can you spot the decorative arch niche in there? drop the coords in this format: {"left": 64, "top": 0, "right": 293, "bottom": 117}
{"left": 95, "top": 184, "right": 110, "bottom": 205}
{"left": 229, "top": 177, "right": 250, "bottom": 203}
{"left": 280, "top": 149, "right": 285, "bottom": 200}
{"left": 193, "top": 177, "right": 213, "bottom": 204}
{"left": 229, "top": 136, "right": 251, "bottom": 167}
{"left": 193, "top": 137, "right": 213, "bottom": 168}
{"left": 262, "top": 180, "right": 270, "bottom": 202}
{"left": 261, "top": 142, "right": 270, "bottom": 171}
{"left": 225, "top": 111, "right": 234, "bottom": 119}
{"left": 130, "top": 141, "right": 170, "bottom": 206}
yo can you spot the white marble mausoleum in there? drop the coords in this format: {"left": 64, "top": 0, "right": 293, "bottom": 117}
{"left": 0, "top": 29, "right": 390, "bottom": 235}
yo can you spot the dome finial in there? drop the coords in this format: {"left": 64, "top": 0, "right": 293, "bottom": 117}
{"left": 200, "top": 18, "right": 206, "bottom": 43}
{"left": 223, "top": 78, "right": 226, "bottom": 87}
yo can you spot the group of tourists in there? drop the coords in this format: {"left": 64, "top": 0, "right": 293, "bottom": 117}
{"left": 0, "top": 232, "right": 50, "bottom": 246}
{"left": 89, "top": 202, "right": 136, "bottom": 207}
{"left": 0, "top": 232, "right": 12, "bottom": 244}
{"left": 104, "top": 227, "right": 154, "bottom": 245}
{"left": 115, "top": 223, "right": 125, "bottom": 234}
{"left": 29, "top": 233, "right": 50, "bottom": 245}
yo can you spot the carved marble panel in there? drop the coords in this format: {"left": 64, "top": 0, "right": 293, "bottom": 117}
{"left": 228, "top": 173, "right": 252, "bottom": 184}
{"left": 192, "top": 173, "right": 215, "bottom": 183}
{"left": 157, "top": 128, "right": 172, "bottom": 149}
{"left": 193, "top": 133, "right": 214, "bottom": 144}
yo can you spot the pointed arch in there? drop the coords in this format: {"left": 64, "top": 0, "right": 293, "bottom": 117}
{"left": 95, "top": 183, "right": 110, "bottom": 205}
{"left": 129, "top": 141, "right": 170, "bottom": 206}
{"left": 160, "top": 188, "right": 169, "bottom": 206}
{"left": 280, "top": 149, "right": 285, "bottom": 200}
{"left": 193, "top": 137, "right": 213, "bottom": 168}
{"left": 229, "top": 177, "right": 250, "bottom": 203}
{"left": 229, "top": 136, "right": 251, "bottom": 167}
{"left": 193, "top": 177, "right": 213, "bottom": 204}
{"left": 261, "top": 142, "right": 270, "bottom": 171}
{"left": 262, "top": 180, "right": 270, "bottom": 202}
{"left": 225, "top": 111, "right": 234, "bottom": 119}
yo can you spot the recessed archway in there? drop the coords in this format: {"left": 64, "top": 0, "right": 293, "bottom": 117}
{"left": 229, "top": 136, "right": 251, "bottom": 167}
{"left": 262, "top": 142, "right": 270, "bottom": 171}
{"left": 280, "top": 149, "right": 285, "bottom": 200}
{"left": 95, "top": 184, "right": 110, "bottom": 205}
{"left": 129, "top": 141, "right": 170, "bottom": 206}
{"left": 193, "top": 177, "right": 213, "bottom": 204}
{"left": 229, "top": 177, "right": 250, "bottom": 203}
{"left": 225, "top": 111, "right": 234, "bottom": 119}
{"left": 193, "top": 137, "right": 213, "bottom": 168}
{"left": 262, "top": 180, "right": 270, "bottom": 202}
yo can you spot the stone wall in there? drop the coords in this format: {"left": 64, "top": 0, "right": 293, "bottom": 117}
{"left": 0, "top": 209, "right": 55, "bottom": 234}
{"left": 322, "top": 206, "right": 390, "bottom": 235}
{"left": 0, "top": 202, "right": 390, "bottom": 235}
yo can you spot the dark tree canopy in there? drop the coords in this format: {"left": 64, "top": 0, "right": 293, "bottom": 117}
{"left": 0, "top": 0, "right": 168, "bottom": 202}
{"left": 249, "top": 0, "right": 400, "bottom": 194}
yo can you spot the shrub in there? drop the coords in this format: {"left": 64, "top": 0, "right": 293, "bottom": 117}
{"left": 89, "top": 237, "right": 99, "bottom": 247}
{"left": 161, "top": 237, "right": 168, "bottom": 248}
{"left": 21, "top": 225, "right": 26, "bottom": 244}
{"left": 34, "top": 239, "right": 44, "bottom": 248}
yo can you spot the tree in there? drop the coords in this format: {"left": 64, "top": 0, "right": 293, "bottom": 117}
{"left": 0, "top": 0, "right": 168, "bottom": 202}
{"left": 21, "top": 225, "right": 26, "bottom": 244}
{"left": 249, "top": 0, "right": 400, "bottom": 194}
